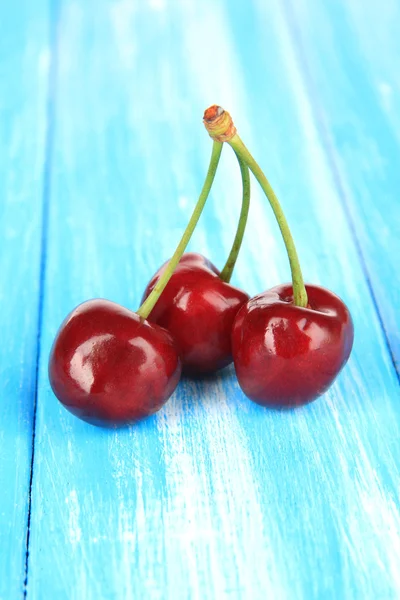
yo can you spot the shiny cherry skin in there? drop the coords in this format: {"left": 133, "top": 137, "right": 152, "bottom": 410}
{"left": 232, "top": 283, "right": 354, "bottom": 407}
{"left": 49, "top": 299, "right": 182, "bottom": 427}
{"left": 142, "top": 253, "right": 250, "bottom": 375}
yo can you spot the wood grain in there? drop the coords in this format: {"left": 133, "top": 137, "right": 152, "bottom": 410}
{"left": 285, "top": 0, "right": 400, "bottom": 374}
{"left": 0, "top": 3, "right": 50, "bottom": 599}
{"left": 1, "top": 0, "right": 399, "bottom": 598}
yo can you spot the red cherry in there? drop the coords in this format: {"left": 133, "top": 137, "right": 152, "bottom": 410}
{"left": 49, "top": 299, "right": 181, "bottom": 427}
{"left": 142, "top": 252, "right": 249, "bottom": 375}
{"left": 232, "top": 283, "right": 354, "bottom": 407}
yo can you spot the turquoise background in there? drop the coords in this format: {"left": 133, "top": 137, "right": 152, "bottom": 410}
{"left": 1, "top": 1, "right": 399, "bottom": 598}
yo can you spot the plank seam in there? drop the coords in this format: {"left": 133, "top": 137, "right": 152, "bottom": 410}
{"left": 282, "top": 0, "right": 400, "bottom": 384}
{"left": 23, "top": 1, "right": 60, "bottom": 597}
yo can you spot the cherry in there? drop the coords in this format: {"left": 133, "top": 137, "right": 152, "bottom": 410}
{"left": 141, "top": 117, "right": 251, "bottom": 375}
{"left": 142, "top": 252, "right": 249, "bottom": 374}
{"left": 49, "top": 138, "right": 224, "bottom": 426}
{"left": 203, "top": 105, "right": 354, "bottom": 406}
{"left": 232, "top": 284, "right": 354, "bottom": 407}
{"left": 49, "top": 300, "right": 181, "bottom": 427}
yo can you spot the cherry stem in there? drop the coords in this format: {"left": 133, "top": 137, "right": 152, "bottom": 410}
{"left": 219, "top": 151, "right": 250, "bottom": 283}
{"left": 137, "top": 141, "right": 223, "bottom": 319}
{"left": 228, "top": 134, "right": 308, "bottom": 307}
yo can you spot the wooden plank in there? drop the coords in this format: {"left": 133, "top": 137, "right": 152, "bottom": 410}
{"left": 0, "top": 2, "right": 50, "bottom": 598}
{"left": 284, "top": 0, "right": 400, "bottom": 373}
{"left": 26, "top": 1, "right": 400, "bottom": 599}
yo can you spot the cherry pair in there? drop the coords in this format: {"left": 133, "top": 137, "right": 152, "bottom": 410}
{"left": 49, "top": 107, "right": 354, "bottom": 427}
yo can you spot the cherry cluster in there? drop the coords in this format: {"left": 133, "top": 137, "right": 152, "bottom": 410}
{"left": 49, "top": 106, "right": 354, "bottom": 427}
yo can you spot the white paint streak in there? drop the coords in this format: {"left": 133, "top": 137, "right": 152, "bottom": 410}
{"left": 178, "top": 195, "right": 188, "bottom": 209}
{"left": 110, "top": 0, "right": 138, "bottom": 69}
{"left": 66, "top": 490, "right": 82, "bottom": 544}
{"left": 157, "top": 376, "right": 287, "bottom": 599}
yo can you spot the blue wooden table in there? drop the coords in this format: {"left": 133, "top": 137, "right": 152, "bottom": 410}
{"left": 1, "top": 1, "right": 399, "bottom": 598}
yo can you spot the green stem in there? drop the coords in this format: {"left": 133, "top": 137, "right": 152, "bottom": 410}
{"left": 137, "top": 141, "right": 223, "bottom": 319}
{"left": 219, "top": 152, "right": 250, "bottom": 283}
{"left": 229, "top": 134, "right": 308, "bottom": 307}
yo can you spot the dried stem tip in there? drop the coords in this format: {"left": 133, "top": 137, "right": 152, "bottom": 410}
{"left": 203, "top": 105, "right": 236, "bottom": 142}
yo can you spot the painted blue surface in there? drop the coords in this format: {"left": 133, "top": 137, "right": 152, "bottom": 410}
{"left": 286, "top": 0, "right": 400, "bottom": 374}
{"left": 0, "top": 3, "right": 50, "bottom": 598}
{"left": 0, "top": 1, "right": 399, "bottom": 599}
